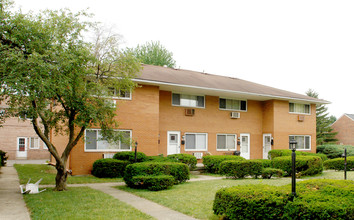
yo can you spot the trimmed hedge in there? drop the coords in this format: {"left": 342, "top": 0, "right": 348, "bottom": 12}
{"left": 268, "top": 149, "right": 327, "bottom": 161}
{"left": 92, "top": 159, "right": 129, "bottom": 178}
{"left": 131, "top": 175, "right": 175, "bottom": 191}
{"left": 252, "top": 159, "right": 272, "bottom": 168}
{"left": 124, "top": 162, "right": 189, "bottom": 187}
{"left": 219, "top": 160, "right": 263, "bottom": 178}
{"left": 261, "top": 168, "right": 284, "bottom": 179}
{"left": 213, "top": 179, "right": 354, "bottom": 220}
{"left": 202, "top": 155, "right": 246, "bottom": 173}
{"left": 323, "top": 156, "right": 354, "bottom": 170}
{"left": 271, "top": 156, "right": 323, "bottom": 177}
{"left": 317, "top": 145, "right": 354, "bottom": 159}
{"left": 167, "top": 153, "right": 197, "bottom": 169}
{"left": 113, "top": 151, "right": 148, "bottom": 163}
{"left": 0, "top": 150, "right": 8, "bottom": 166}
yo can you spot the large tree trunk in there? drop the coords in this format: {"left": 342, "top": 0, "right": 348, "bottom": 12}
{"left": 55, "top": 162, "right": 68, "bottom": 191}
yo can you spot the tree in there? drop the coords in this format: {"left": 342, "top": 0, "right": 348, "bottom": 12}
{"left": 306, "top": 89, "right": 338, "bottom": 145}
{"left": 0, "top": 1, "right": 141, "bottom": 191}
{"left": 127, "top": 41, "right": 176, "bottom": 68}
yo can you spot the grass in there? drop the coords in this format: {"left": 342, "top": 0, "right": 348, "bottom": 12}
{"left": 24, "top": 187, "right": 154, "bottom": 220}
{"left": 118, "top": 170, "right": 354, "bottom": 220}
{"left": 14, "top": 164, "right": 123, "bottom": 185}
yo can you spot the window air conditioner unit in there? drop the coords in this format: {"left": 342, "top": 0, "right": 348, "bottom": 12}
{"left": 298, "top": 115, "right": 305, "bottom": 122}
{"left": 103, "top": 153, "right": 115, "bottom": 159}
{"left": 230, "top": 112, "right": 240, "bottom": 119}
{"left": 193, "top": 152, "right": 203, "bottom": 159}
{"left": 185, "top": 109, "right": 195, "bottom": 116}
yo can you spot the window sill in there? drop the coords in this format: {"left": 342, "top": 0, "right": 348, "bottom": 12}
{"left": 184, "top": 149, "right": 207, "bottom": 151}
{"left": 84, "top": 149, "right": 132, "bottom": 152}
{"left": 216, "top": 149, "right": 237, "bottom": 151}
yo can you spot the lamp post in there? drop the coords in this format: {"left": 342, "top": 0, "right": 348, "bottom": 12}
{"left": 134, "top": 141, "right": 138, "bottom": 163}
{"left": 342, "top": 148, "right": 347, "bottom": 180}
{"left": 289, "top": 140, "right": 297, "bottom": 197}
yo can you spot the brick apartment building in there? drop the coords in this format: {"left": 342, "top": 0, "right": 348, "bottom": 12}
{"left": 52, "top": 64, "right": 329, "bottom": 175}
{"left": 331, "top": 113, "right": 354, "bottom": 145}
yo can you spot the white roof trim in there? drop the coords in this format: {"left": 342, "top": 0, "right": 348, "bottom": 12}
{"left": 133, "top": 78, "right": 330, "bottom": 104}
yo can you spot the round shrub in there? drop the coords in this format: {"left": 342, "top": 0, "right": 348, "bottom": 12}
{"left": 252, "top": 159, "right": 272, "bottom": 168}
{"left": 219, "top": 160, "right": 263, "bottom": 178}
{"left": 131, "top": 175, "right": 175, "bottom": 191}
{"left": 0, "top": 150, "right": 8, "bottom": 166}
{"left": 323, "top": 156, "right": 354, "bottom": 170}
{"left": 113, "top": 151, "right": 148, "bottom": 163}
{"left": 147, "top": 155, "right": 172, "bottom": 162}
{"left": 92, "top": 158, "right": 129, "bottom": 178}
{"left": 124, "top": 162, "right": 189, "bottom": 187}
{"left": 202, "top": 155, "right": 246, "bottom": 174}
{"left": 271, "top": 156, "right": 323, "bottom": 177}
{"left": 261, "top": 168, "right": 284, "bottom": 179}
{"left": 268, "top": 149, "right": 327, "bottom": 161}
{"left": 167, "top": 153, "right": 197, "bottom": 169}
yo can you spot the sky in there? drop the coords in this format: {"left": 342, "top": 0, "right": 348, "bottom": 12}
{"left": 12, "top": 0, "right": 354, "bottom": 119}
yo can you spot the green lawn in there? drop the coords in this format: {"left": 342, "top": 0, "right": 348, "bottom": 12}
{"left": 14, "top": 164, "right": 123, "bottom": 185}
{"left": 24, "top": 187, "right": 154, "bottom": 220}
{"left": 118, "top": 171, "right": 354, "bottom": 220}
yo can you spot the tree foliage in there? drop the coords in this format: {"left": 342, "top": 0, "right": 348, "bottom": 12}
{"left": 0, "top": 1, "right": 141, "bottom": 190}
{"left": 127, "top": 41, "right": 176, "bottom": 68}
{"left": 306, "top": 89, "right": 337, "bottom": 145}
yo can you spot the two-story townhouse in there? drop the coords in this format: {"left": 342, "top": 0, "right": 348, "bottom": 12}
{"left": 52, "top": 64, "right": 329, "bottom": 175}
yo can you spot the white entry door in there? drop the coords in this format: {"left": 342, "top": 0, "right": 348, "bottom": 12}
{"left": 17, "top": 137, "right": 28, "bottom": 158}
{"left": 240, "top": 133, "right": 250, "bottom": 159}
{"left": 167, "top": 131, "right": 180, "bottom": 155}
{"left": 263, "top": 134, "right": 272, "bottom": 159}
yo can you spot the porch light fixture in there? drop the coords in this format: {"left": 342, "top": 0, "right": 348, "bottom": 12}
{"left": 289, "top": 139, "right": 297, "bottom": 197}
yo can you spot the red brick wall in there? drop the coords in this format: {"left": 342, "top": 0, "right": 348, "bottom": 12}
{"left": 332, "top": 115, "right": 354, "bottom": 145}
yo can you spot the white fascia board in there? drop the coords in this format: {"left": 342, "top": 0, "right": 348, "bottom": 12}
{"left": 133, "top": 79, "right": 331, "bottom": 105}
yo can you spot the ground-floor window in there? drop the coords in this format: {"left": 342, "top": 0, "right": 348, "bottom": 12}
{"left": 217, "top": 134, "right": 236, "bottom": 151}
{"left": 85, "top": 129, "right": 132, "bottom": 151}
{"left": 289, "top": 135, "right": 311, "bottom": 150}
{"left": 185, "top": 133, "right": 207, "bottom": 151}
{"left": 29, "top": 137, "right": 40, "bottom": 149}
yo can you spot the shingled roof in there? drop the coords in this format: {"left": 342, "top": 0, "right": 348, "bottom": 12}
{"left": 135, "top": 64, "right": 329, "bottom": 104}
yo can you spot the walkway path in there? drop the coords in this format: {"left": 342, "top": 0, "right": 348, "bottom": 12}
{"left": 1, "top": 160, "right": 222, "bottom": 220}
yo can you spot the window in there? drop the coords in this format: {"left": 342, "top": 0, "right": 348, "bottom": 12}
{"left": 0, "top": 108, "right": 5, "bottom": 116}
{"left": 217, "top": 134, "right": 236, "bottom": 151}
{"left": 289, "top": 135, "right": 311, "bottom": 150}
{"left": 172, "top": 93, "right": 204, "bottom": 108}
{"left": 219, "top": 98, "right": 247, "bottom": 111}
{"left": 85, "top": 129, "right": 131, "bottom": 151}
{"left": 108, "top": 87, "right": 132, "bottom": 100}
{"left": 185, "top": 133, "right": 207, "bottom": 151}
{"left": 29, "top": 137, "right": 39, "bottom": 149}
{"left": 289, "top": 103, "right": 310, "bottom": 114}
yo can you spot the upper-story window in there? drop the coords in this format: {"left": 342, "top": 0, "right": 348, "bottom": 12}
{"left": 108, "top": 87, "right": 131, "bottom": 100}
{"left": 172, "top": 93, "right": 205, "bottom": 108}
{"left": 219, "top": 98, "right": 247, "bottom": 111}
{"left": 289, "top": 103, "right": 310, "bottom": 114}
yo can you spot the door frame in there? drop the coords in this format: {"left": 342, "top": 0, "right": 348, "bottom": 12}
{"left": 17, "top": 137, "right": 28, "bottom": 158}
{"left": 240, "top": 133, "right": 250, "bottom": 159}
{"left": 263, "top": 133, "right": 272, "bottom": 159}
{"left": 167, "top": 131, "right": 181, "bottom": 155}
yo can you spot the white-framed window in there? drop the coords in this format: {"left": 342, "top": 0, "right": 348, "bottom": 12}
{"left": 29, "top": 137, "right": 40, "bottom": 149}
{"left": 172, "top": 93, "right": 205, "bottom": 108}
{"left": 289, "top": 135, "right": 311, "bottom": 150}
{"left": 85, "top": 129, "right": 132, "bottom": 152}
{"left": 185, "top": 133, "right": 207, "bottom": 151}
{"left": 108, "top": 87, "right": 132, "bottom": 100}
{"left": 217, "top": 134, "right": 237, "bottom": 151}
{"left": 289, "top": 103, "right": 310, "bottom": 114}
{"left": 219, "top": 98, "right": 247, "bottom": 111}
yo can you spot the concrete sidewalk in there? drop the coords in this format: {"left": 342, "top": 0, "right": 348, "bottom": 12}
{"left": 0, "top": 167, "right": 31, "bottom": 220}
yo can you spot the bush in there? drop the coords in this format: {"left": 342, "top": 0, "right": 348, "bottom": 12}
{"left": 317, "top": 145, "right": 354, "bottom": 159}
{"left": 0, "top": 150, "right": 8, "bottom": 166}
{"left": 147, "top": 155, "right": 172, "bottom": 162}
{"left": 268, "top": 149, "right": 327, "bottom": 161}
{"left": 261, "top": 168, "right": 284, "bottom": 179}
{"left": 167, "top": 153, "right": 197, "bottom": 169}
{"left": 219, "top": 160, "right": 263, "bottom": 178}
{"left": 213, "top": 179, "right": 354, "bottom": 220}
{"left": 124, "top": 162, "right": 189, "bottom": 187}
{"left": 113, "top": 151, "right": 148, "bottom": 163}
{"left": 271, "top": 156, "right": 323, "bottom": 177}
{"left": 323, "top": 156, "right": 354, "bottom": 170}
{"left": 252, "top": 159, "right": 272, "bottom": 168}
{"left": 202, "top": 155, "right": 246, "bottom": 173}
{"left": 91, "top": 159, "right": 129, "bottom": 178}
{"left": 131, "top": 175, "right": 175, "bottom": 191}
